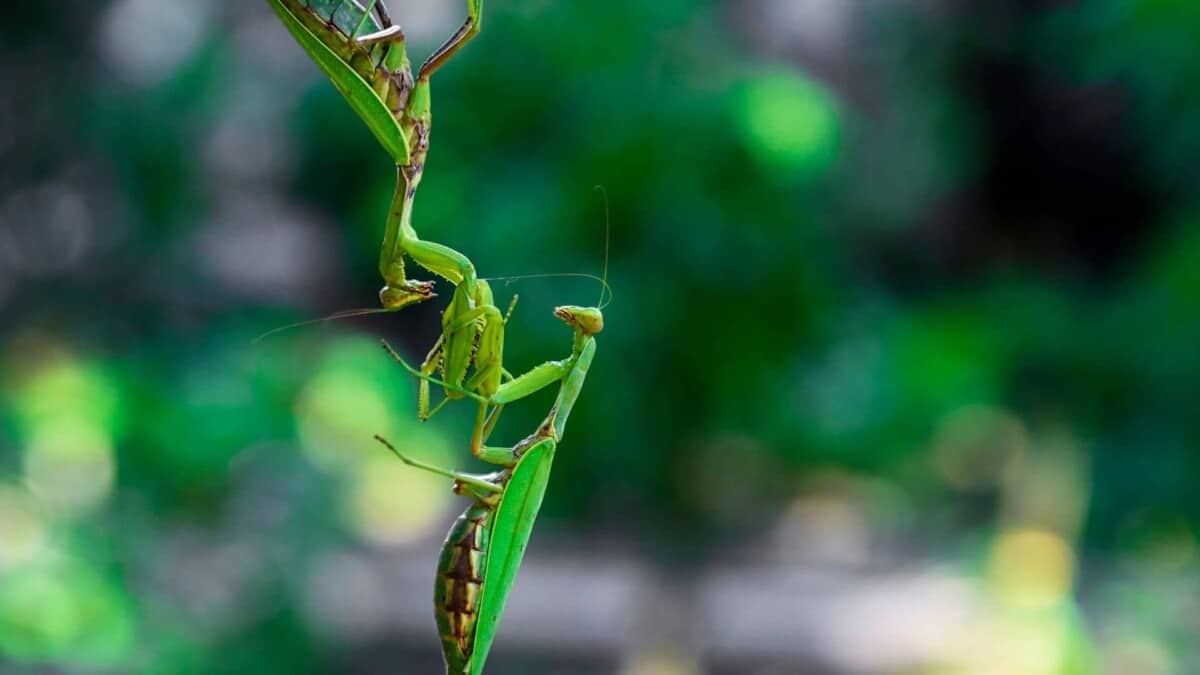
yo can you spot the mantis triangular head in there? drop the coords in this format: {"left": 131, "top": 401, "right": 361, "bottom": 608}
{"left": 553, "top": 306, "right": 603, "bottom": 336}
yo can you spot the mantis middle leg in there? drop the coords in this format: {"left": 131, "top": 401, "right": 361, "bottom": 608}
{"left": 374, "top": 435, "right": 506, "bottom": 493}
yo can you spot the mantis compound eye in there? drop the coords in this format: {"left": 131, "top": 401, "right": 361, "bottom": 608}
{"left": 553, "top": 306, "right": 604, "bottom": 335}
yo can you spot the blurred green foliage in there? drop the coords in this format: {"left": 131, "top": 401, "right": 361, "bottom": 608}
{"left": 2, "top": 0, "right": 1200, "bottom": 673}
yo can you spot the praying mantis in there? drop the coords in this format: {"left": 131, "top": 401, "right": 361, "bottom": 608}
{"left": 266, "top": 0, "right": 484, "bottom": 309}
{"left": 377, "top": 302, "right": 603, "bottom": 674}
{"left": 266, "top": 2, "right": 610, "bottom": 672}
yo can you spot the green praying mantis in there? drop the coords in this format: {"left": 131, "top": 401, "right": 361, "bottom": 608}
{"left": 266, "top": 0, "right": 484, "bottom": 309}
{"left": 268, "top": 0, "right": 523, "bottom": 429}
{"left": 266, "top": 1, "right": 609, "bottom": 672}
{"left": 377, "top": 302, "right": 603, "bottom": 674}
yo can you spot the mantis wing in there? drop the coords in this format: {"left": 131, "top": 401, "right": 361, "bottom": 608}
{"left": 469, "top": 438, "right": 556, "bottom": 675}
{"left": 466, "top": 340, "right": 596, "bottom": 672}
{"left": 266, "top": 0, "right": 411, "bottom": 165}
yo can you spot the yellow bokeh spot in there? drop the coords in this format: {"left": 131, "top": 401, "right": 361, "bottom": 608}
{"left": 951, "top": 601, "right": 1091, "bottom": 675}
{"left": 621, "top": 646, "right": 698, "bottom": 675}
{"left": 0, "top": 485, "right": 48, "bottom": 569}
{"left": 342, "top": 436, "right": 457, "bottom": 546}
{"left": 295, "top": 370, "right": 395, "bottom": 473}
{"left": 23, "top": 420, "right": 116, "bottom": 517}
{"left": 988, "top": 528, "right": 1074, "bottom": 609}
{"left": 0, "top": 560, "right": 135, "bottom": 664}
{"left": 737, "top": 71, "right": 841, "bottom": 178}
{"left": 295, "top": 336, "right": 459, "bottom": 545}
{"left": 13, "top": 356, "right": 120, "bottom": 439}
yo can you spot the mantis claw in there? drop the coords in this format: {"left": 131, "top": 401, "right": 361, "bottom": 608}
{"left": 379, "top": 279, "right": 437, "bottom": 310}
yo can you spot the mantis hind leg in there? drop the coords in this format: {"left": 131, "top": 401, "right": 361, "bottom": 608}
{"left": 418, "top": 0, "right": 483, "bottom": 82}
{"left": 375, "top": 435, "right": 502, "bottom": 494}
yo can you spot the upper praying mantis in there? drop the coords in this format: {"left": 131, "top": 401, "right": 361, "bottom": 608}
{"left": 266, "top": 0, "right": 484, "bottom": 309}
{"left": 266, "top": 2, "right": 610, "bottom": 672}
{"left": 268, "top": 0, "right": 521, "bottom": 426}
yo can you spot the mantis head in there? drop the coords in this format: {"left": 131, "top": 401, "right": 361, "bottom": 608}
{"left": 554, "top": 306, "right": 603, "bottom": 335}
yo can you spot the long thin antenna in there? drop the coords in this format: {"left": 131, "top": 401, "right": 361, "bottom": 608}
{"left": 251, "top": 306, "right": 396, "bottom": 344}
{"left": 593, "top": 185, "right": 613, "bottom": 309}
{"left": 476, "top": 188, "right": 615, "bottom": 306}
{"left": 480, "top": 271, "right": 610, "bottom": 298}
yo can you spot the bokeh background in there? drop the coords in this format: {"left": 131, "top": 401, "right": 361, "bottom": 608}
{"left": 2, "top": 0, "right": 1199, "bottom": 673}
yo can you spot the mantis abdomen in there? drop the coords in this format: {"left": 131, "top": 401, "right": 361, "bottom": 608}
{"left": 435, "top": 500, "right": 496, "bottom": 671}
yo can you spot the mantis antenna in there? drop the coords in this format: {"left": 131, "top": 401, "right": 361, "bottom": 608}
{"left": 480, "top": 186, "right": 615, "bottom": 309}
{"left": 250, "top": 306, "right": 396, "bottom": 344}
{"left": 253, "top": 187, "right": 614, "bottom": 344}
{"left": 594, "top": 184, "right": 613, "bottom": 310}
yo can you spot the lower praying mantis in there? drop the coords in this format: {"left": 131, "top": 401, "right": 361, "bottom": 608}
{"left": 266, "top": 0, "right": 486, "bottom": 309}
{"left": 376, "top": 302, "right": 603, "bottom": 675}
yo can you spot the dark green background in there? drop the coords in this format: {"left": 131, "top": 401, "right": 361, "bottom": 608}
{"left": 1, "top": 1, "right": 1198, "bottom": 673}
